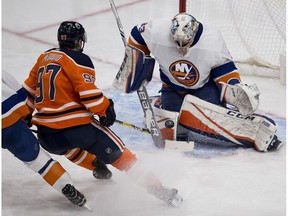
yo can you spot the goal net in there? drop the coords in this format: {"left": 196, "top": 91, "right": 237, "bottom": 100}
{"left": 179, "top": 0, "right": 286, "bottom": 78}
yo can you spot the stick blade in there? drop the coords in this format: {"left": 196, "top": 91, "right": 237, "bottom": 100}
{"left": 165, "top": 140, "right": 194, "bottom": 152}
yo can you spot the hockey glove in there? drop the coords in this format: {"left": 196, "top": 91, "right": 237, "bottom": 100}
{"left": 113, "top": 45, "right": 155, "bottom": 93}
{"left": 100, "top": 99, "right": 116, "bottom": 127}
{"left": 219, "top": 82, "right": 260, "bottom": 116}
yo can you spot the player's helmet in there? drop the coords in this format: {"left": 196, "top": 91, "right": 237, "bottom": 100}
{"left": 170, "top": 13, "right": 199, "bottom": 56}
{"left": 57, "top": 21, "right": 87, "bottom": 52}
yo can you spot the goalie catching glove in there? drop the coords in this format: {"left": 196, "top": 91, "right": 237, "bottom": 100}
{"left": 219, "top": 82, "right": 261, "bottom": 116}
{"left": 113, "top": 45, "right": 155, "bottom": 93}
{"left": 99, "top": 99, "right": 116, "bottom": 127}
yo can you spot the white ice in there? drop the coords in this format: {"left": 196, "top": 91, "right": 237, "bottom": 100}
{"left": 2, "top": 0, "right": 286, "bottom": 216}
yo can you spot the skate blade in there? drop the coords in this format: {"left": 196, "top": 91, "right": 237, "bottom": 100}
{"left": 169, "top": 194, "right": 183, "bottom": 208}
{"left": 83, "top": 203, "right": 92, "bottom": 211}
{"left": 275, "top": 141, "right": 284, "bottom": 150}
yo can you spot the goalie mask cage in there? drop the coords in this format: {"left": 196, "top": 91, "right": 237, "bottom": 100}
{"left": 179, "top": 0, "right": 286, "bottom": 78}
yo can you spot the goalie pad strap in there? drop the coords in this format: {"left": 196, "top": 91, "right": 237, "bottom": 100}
{"left": 179, "top": 94, "right": 277, "bottom": 151}
{"left": 113, "top": 45, "right": 155, "bottom": 93}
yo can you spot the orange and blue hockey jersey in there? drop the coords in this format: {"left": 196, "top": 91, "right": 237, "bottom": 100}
{"left": 23, "top": 48, "right": 110, "bottom": 129}
{"left": 2, "top": 72, "right": 30, "bottom": 129}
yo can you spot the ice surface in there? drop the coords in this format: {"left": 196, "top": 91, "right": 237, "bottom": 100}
{"left": 2, "top": 0, "right": 286, "bottom": 215}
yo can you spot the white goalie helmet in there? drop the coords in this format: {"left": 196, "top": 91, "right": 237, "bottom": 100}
{"left": 170, "top": 13, "right": 199, "bottom": 56}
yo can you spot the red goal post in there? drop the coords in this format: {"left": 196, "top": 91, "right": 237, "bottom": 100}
{"left": 178, "top": 0, "right": 286, "bottom": 79}
{"left": 179, "top": 0, "right": 186, "bottom": 13}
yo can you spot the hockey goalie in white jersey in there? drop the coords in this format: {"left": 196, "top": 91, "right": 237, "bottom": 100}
{"left": 113, "top": 12, "right": 282, "bottom": 152}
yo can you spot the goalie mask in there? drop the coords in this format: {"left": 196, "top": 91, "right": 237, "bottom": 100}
{"left": 57, "top": 21, "right": 87, "bottom": 52}
{"left": 170, "top": 13, "right": 199, "bottom": 56}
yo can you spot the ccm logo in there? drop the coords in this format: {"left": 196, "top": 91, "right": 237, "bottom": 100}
{"left": 227, "top": 110, "right": 255, "bottom": 121}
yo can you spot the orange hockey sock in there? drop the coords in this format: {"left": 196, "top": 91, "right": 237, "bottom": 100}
{"left": 65, "top": 148, "right": 96, "bottom": 170}
{"left": 111, "top": 148, "right": 137, "bottom": 171}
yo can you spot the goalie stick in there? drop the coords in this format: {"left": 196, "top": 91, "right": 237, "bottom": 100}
{"left": 115, "top": 120, "right": 194, "bottom": 152}
{"left": 108, "top": 0, "right": 165, "bottom": 149}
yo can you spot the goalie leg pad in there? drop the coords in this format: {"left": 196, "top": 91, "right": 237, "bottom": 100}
{"left": 145, "top": 96, "right": 195, "bottom": 152}
{"left": 179, "top": 94, "right": 278, "bottom": 151}
{"left": 254, "top": 116, "right": 278, "bottom": 152}
{"left": 147, "top": 97, "right": 179, "bottom": 140}
{"left": 113, "top": 45, "right": 155, "bottom": 93}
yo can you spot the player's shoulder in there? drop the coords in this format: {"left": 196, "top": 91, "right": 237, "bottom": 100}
{"left": 46, "top": 48, "right": 94, "bottom": 69}
{"left": 196, "top": 22, "right": 225, "bottom": 49}
{"left": 136, "top": 18, "right": 171, "bottom": 44}
{"left": 135, "top": 18, "right": 170, "bottom": 32}
{"left": 145, "top": 18, "right": 170, "bottom": 30}
{"left": 201, "top": 22, "right": 223, "bottom": 39}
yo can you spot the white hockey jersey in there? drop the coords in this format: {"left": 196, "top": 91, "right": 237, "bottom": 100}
{"left": 128, "top": 18, "right": 240, "bottom": 92}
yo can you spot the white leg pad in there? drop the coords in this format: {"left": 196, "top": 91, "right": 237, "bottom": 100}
{"left": 148, "top": 97, "right": 179, "bottom": 140}
{"left": 180, "top": 94, "right": 278, "bottom": 151}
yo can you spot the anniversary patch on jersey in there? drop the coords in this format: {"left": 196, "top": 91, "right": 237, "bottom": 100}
{"left": 169, "top": 60, "right": 199, "bottom": 87}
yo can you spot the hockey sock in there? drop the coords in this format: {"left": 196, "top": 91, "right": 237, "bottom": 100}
{"left": 111, "top": 148, "right": 137, "bottom": 171}
{"left": 65, "top": 148, "right": 96, "bottom": 170}
{"left": 25, "top": 149, "right": 73, "bottom": 193}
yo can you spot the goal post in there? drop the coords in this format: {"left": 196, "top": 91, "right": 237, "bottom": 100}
{"left": 179, "top": 0, "right": 286, "bottom": 79}
{"left": 179, "top": 0, "right": 186, "bottom": 13}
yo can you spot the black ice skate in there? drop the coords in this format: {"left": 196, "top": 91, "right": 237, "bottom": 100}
{"left": 62, "top": 184, "right": 87, "bottom": 207}
{"left": 92, "top": 159, "right": 112, "bottom": 180}
{"left": 267, "top": 135, "right": 283, "bottom": 151}
{"left": 147, "top": 185, "right": 183, "bottom": 207}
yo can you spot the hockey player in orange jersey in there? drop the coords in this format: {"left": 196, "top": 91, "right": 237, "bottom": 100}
{"left": 2, "top": 71, "right": 87, "bottom": 207}
{"left": 23, "top": 21, "right": 183, "bottom": 207}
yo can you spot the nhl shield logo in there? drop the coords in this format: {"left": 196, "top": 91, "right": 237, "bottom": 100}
{"left": 105, "top": 147, "right": 112, "bottom": 154}
{"left": 169, "top": 60, "right": 199, "bottom": 87}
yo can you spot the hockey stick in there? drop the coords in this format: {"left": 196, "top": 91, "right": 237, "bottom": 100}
{"left": 30, "top": 119, "right": 149, "bottom": 134}
{"left": 108, "top": 0, "right": 165, "bottom": 149}
{"left": 115, "top": 119, "right": 151, "bottom": 134}
{"left": 30, "top": 120, "right": 149, "bottom": 135}
{"left": 115, "top": 119, "right": 194, "bottom": 152}
{"left": 30, "top": 118, "right": 194, "bottom": 152}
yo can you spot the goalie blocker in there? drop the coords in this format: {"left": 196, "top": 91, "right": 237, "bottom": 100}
{"left": 113, "top": 45, "right": 155, "bottom": 93}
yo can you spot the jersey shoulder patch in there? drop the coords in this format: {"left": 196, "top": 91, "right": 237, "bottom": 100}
{"left": 59, "top": 48, "right": 94, "bottom": 69}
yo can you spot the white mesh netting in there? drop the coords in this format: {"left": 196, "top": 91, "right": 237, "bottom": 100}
{"left": 185, "top": 0, "right": 286, "bottom": 77}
